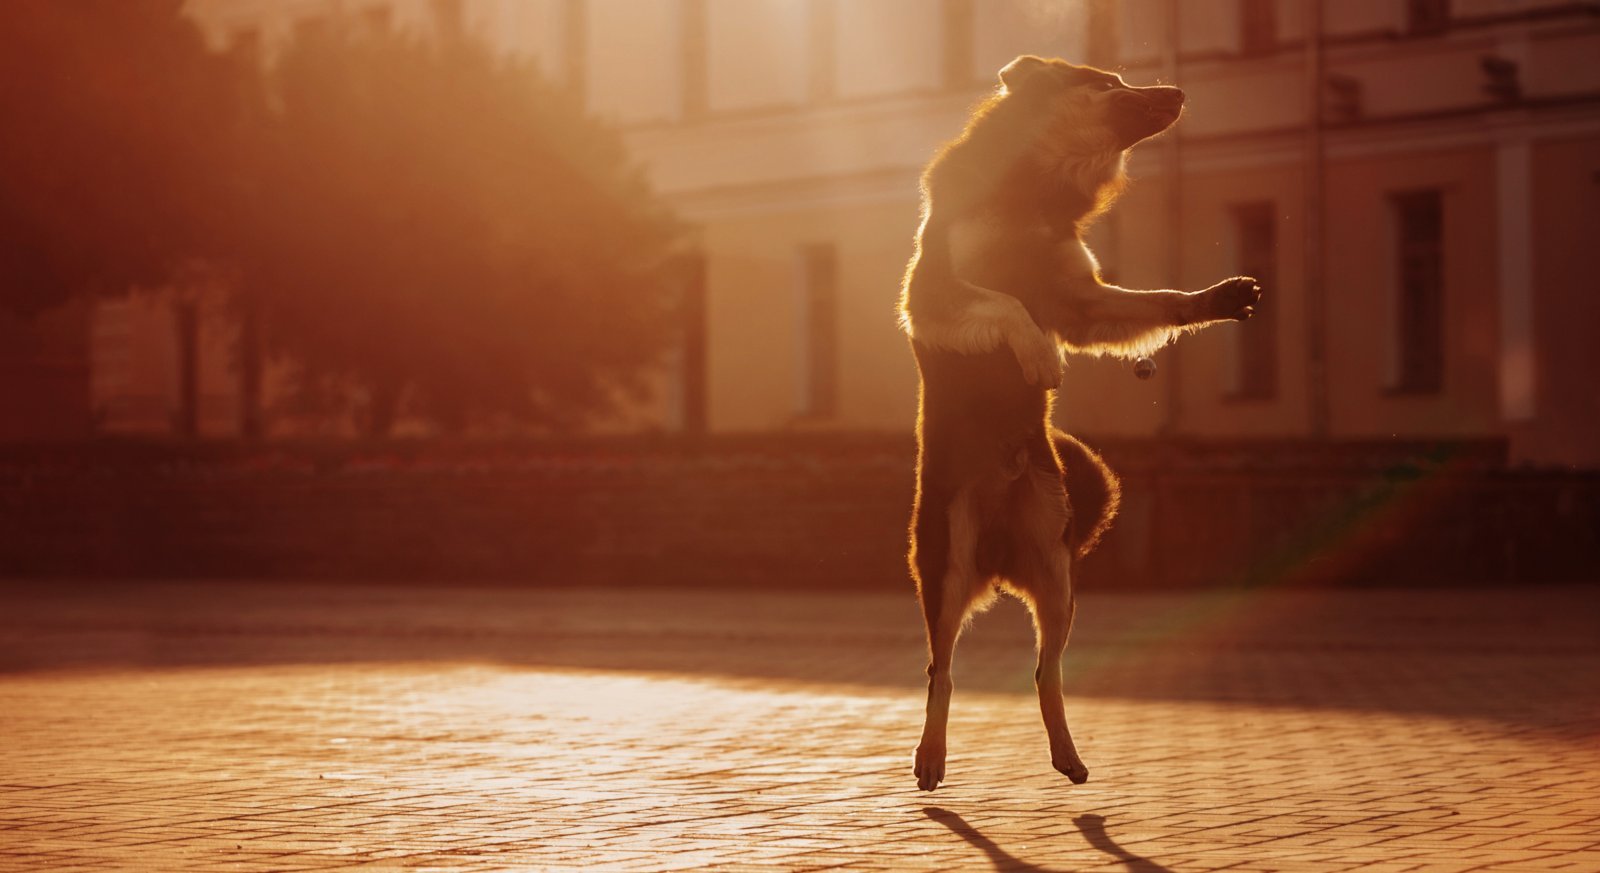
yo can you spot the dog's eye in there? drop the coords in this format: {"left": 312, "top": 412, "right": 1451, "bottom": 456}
{"left": 1097, "top": 80, "right": 1119, "bottom": 91}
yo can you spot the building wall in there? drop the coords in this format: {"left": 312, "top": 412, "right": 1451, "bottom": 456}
{"left": 630, "top": 1, "right": 1598, "bottom": 465}
{"left": 1526, "top": 134, "right": 1600, "bottom": 468}
{"left": 1323, "top": 146, "right": 1503, "bottom": 437}
{"left": 1175, "top": 162, "right": 1312, "bottom": 438}
{"left": 585, "top": 0, "right": 683, "bottom": 124}
{"left": 48, "top": 0, "right": 1582, "bottom": 468}
{"left": 705, "top": 0, "right": 808, "bottom": 112}
{"left": 701, "top": 197, "right": 921, "bottom": 432}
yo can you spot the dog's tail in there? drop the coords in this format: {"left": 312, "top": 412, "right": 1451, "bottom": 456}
{"left": 1054, "top": 431, "right": 1120, "bottom": 560}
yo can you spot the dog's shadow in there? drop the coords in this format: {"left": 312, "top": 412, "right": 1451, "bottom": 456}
{"left": 922, "top": 807, "right": 1172, "bottom": 873}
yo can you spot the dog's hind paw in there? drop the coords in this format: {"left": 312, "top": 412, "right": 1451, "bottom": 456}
{"left": 1053, "top": 755, "right": 1089, "bottom": 785}
{"left": 914, "top": 744, "right": 947, "bottom": 791}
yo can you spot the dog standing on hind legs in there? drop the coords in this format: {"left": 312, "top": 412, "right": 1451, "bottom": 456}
{"left": 899, "top": 56, "right": 1264, "bottom": 791}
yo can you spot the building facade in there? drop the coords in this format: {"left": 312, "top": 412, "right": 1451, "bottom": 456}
{"left": 81, "top": 0, "right": 1600, "bottom": 466}
{"left": 0, "top": 304, "right": 92, "bottom": 440}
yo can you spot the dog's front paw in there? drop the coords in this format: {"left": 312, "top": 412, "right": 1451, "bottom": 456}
{"left": 1008, "top": 326, "right": 1062, "bottom": 389}
{"left": 1202, "top": 276, "right": 1262, "bottom": 322}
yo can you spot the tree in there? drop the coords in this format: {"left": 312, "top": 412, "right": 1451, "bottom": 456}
{"left": 0, "top": 1, "right": 246, "bottom": 315}
{"left": 246, "top": 25, "right": 683, "bottom": 435}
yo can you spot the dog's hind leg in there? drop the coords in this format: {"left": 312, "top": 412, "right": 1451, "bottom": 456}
{"left": 914, "top": 596, "right": 965, "bottom": 792}
{"left": 1031, "top": 570, "right": 1088, "bottom": 784}
{"left": 911, "top": 487, "right": 983, "bottom": 791}
{"left": 1009, "top": 463, "right": 1090, "bottom": 784}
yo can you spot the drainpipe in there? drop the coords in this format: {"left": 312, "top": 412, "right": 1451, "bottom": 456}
{"left": 1304, "top": 0, "right": 1331, "bottom": 437}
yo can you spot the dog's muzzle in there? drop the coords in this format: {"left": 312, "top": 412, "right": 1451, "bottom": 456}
{"left": 1114, "top": 86, "right": 1185, "bottom": 144}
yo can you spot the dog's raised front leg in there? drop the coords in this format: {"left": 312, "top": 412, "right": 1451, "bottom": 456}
{"left": 902, "top": 278, "right": 1062, "bottom": 388}
{"left": 1043, "top": 273, "right": 1262, "bottom": 360}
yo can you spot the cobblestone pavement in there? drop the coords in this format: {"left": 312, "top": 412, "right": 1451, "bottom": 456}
{"left": 1, "top": 581, "right": 1597, "bottom": 872}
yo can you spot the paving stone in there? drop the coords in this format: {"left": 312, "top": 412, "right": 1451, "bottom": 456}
{"left": 0, "top": 581, "right": 1596, "bottom": 871}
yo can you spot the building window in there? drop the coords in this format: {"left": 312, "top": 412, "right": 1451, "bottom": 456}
{"left": 362, "top": 6, "right": 392, "bottom": 33}
{"left": 1324, "top": 73, "right": 1364, "bottom": 123}
{"left": 562, "top": 0, "right": 587, "bottom": 104}
{"left": 1239, "top": 0, "right": 1276, "bottom": 56}
{"left": 795, "top": 243, "right": 838, "bottom": 420}
{"left": 1391, "top": 190, "right": 1444, "bottom": 394}
{"left": 1407, "top": 0, "right": 1450, "bottom": 35}
{"left": 430, "top": 0, "right": 462, "bottom": 37}
{"left": 808, "top": 0, "right": 837, "bottom": 102}
{"left": 941, "top": 0, "right": 975, "bottom": 90}
{"left": 681, "top": 0, "right": 708, "bottom": 120}
{"left": 293, "top": 14, "right": 330, "bottom": 44}
{"left": 1227, "top": 203, "right": 1278, "bottom": 400}
{"left": 1085, "top": 0, "right": 1118, "bottom": 69}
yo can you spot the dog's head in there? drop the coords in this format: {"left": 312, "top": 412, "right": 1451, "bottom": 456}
{"left": 1000, "top": 55, "right": 1185, "bottom": 149}
{"left": 995, "top": 56, "right": 1184, "bottom": 209}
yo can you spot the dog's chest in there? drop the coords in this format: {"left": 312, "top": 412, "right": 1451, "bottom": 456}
{"left": 947, "top": 219, "right": 1096, "bottom": 290}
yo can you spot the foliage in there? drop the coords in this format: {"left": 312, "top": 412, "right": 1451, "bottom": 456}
{"left": 0, "top": 1, "right": 245, "bottom": 314}
{"left": 1, "top": 5, "right": 682, "bottom": 435}
{"left": 248, "top": 27, "right": 683, "bottom": 434}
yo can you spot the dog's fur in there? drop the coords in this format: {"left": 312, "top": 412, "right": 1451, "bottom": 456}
{"left": 899, "top": 56, "right": 1262, "bottom": 791}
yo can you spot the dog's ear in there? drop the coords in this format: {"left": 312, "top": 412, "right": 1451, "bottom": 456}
{"left": 999, "top": 55, "right": 1052, "bottom": 93}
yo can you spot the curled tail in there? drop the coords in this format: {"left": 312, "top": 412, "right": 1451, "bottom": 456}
{"left": 1053, "top": 431, "right": 1120, "bottom": 560}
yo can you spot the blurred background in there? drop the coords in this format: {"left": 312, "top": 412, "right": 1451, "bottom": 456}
{"left": 1, "top": 0, "right": 1597, "bottom": 588}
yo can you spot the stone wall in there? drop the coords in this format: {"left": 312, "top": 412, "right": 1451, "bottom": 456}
{"left": 1, "top": 436, "right": 1594, "bottom": 587}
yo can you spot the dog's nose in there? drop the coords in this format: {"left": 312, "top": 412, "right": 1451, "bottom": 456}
{"left": 1154, "top": 86, "right": 1185, "bottom": 108}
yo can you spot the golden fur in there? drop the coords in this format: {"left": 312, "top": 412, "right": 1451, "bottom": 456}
{"left": 900, "top": 56, "right": 1263, "bottom": 791}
